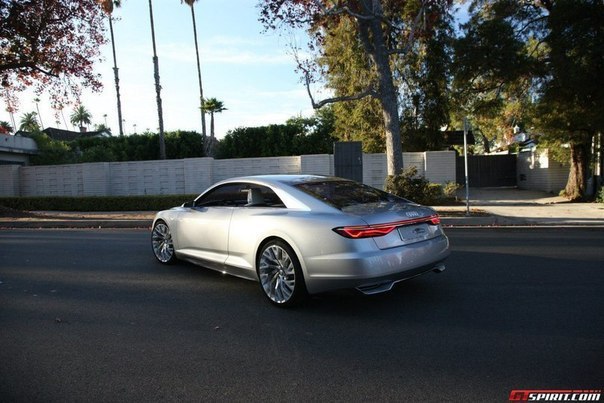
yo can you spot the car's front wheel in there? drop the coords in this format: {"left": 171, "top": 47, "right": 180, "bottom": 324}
{"left": 257, "top": 240, "right": 307, "bottom": 307}
{"left": 151, "top": 220, "right": 176, "bottom": 264}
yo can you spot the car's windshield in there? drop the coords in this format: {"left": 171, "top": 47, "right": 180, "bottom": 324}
{"left": 294, "top": 180, "right": 404, "bottom": 210}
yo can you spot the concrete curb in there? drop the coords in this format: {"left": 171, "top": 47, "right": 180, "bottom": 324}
{"left": 2, "top": 216, "right": 604, "bottom": 229}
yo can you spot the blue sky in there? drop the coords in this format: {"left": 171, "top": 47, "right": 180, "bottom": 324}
{"left": 6, "top": 0, "right": 314, "bottom": 138}
{"left": 5, "top": 1, "right": 468, "bottom": 138}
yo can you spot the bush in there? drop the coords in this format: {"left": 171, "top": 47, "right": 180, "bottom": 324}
{"left": 385, "top": 166, "right": 444, "bottom": 205}
{"left": 443, "top": 181, "right": 461, "bottom": 200}
{"left": 597, "top": 187, "right": 604, "bottom": 203}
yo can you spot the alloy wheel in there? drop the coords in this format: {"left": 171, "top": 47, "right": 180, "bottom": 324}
{"left": 152, "top": 221, "right": 175, "bottom": 263}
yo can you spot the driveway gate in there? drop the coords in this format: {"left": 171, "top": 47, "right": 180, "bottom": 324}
{"left": 456, "top": 154, "right": 517, "bottom": 187}
{"left": 334, "top": 142, "right": 363, "bottom": 182}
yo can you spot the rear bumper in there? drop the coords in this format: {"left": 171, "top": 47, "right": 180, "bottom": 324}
{"left": 303, "top": 234, "right": 450, "bottom": 295}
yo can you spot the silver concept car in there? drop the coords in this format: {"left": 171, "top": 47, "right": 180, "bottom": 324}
{"left": 151, "top": 175, "right": 450, "bottom": 306}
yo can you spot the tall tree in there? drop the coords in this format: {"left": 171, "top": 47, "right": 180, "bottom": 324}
{"left": 0, "top": 0, "right": 107, "bottom": 110}
{"left": 259, "top": 0, "right": 452, "bottom": 176}
{"left": 19, "top": 112, "right": 40, "bottom": 132}
{"left": 452, "top": 3, "right": 538, "bottom": 149}
{"left": 70, "top": 105, "right": 93, "bottom": 131}
{"left": 181, "top": 0, "right": 207, "bottom": 140}
{"left": 454, "top": 0, "right": 603, "bottom": 200}
{"left": 201, "top": 97, "right": 226, "bottom": 156}
{"left": 321, "top": 7, "right": 453, "bottom": 153}
{"left": 535, "top": 0, "right": 604, "bottom": 199}
{"left": 98, "top": 0, "right": 125, "bottom": 136}
{"left": 147, "top": 0, "right": 166, "bottom": 159}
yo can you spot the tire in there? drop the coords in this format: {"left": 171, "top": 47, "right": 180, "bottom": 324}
{"left": 151, "top": 220, "right": 176, "bottom": 264}
{"left": 257, "top": 240, "right": 307, "bottom": 307}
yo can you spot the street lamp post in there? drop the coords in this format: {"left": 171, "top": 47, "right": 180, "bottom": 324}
{"left": 463, "top": 117, "right": 471, "bottom": 216}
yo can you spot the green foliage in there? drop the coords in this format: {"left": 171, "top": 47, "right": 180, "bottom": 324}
{"left": 596, "top": 187, "right": 604, "bottom": 204}
{"left": 28, "top": 131, "right": 205, "bottom": 165}
{"left": 385, "top": 166, "right": 444, "bottom": 206}
{"left": 400, "top": 16, "right": 453, "bottom": 152}
{"left": 28, "top": 132, "right": 74, "bottom": 165}
{"left": 19, "top": 112, "right": 41, "bottom": 132}
{"left": 164, "top": 131, "right": 205, "bottom": 159}
{"left": 0, "top": 120, "right": 12, "bottom": 134}
{"left": 70, "top": 105, "right": 92, "bottom": 128}
{"left": 443, "top": 181, "right": 460, "bottom": 200}
{"left": 0, "top": 195, "right": 198, "bottom": 212}
{"left": 216, "top": 109, "right": 336, "bottom": 159}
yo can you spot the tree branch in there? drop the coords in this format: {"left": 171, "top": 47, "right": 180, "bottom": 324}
{"left": 0, "top": 61, "right": 59, "bottom": 78}
{"left": 304, "top": 71, "right": 375, "bottom": 109}
{"left": 388, "top": 1, "right": 426, "bottom": 56}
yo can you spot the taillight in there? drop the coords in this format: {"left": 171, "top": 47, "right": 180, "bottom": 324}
{"left": 333, "top": 224, "right": 397, "bottom": 239}
{"left": 333, "top": 214, "right": 440, "bottom": 239}
{"left": 429, "top": 215, "right": 441, "bottom": 225}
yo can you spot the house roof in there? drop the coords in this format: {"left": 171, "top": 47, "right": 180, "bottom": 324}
{"left": 42, "top": 127, "right": 112, "bottom": 142}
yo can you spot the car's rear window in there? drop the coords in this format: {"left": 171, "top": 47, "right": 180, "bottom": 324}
{"left": 294, "top": 180, "right": 403, "bottom": 209}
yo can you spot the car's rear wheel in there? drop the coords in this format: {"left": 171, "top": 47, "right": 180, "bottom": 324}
{"left": 152, "top": 220, "right": 176, "bottom": 264}
{"left": 257, "top": 240, "right": 307, "bottom": 307}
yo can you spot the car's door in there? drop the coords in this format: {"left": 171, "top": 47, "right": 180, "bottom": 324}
{"left": 227, "top": 185, "right": 287, "bottom": 274}
{"left": 175, "top": 183, "right": 248, "bottom": 270}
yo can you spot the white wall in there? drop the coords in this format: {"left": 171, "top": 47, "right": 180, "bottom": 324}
{"left": 517, "top": 150, "right": 569, "bottom": 193}
{"left": 1, "top": 151, "right": 456, "bottom": 197}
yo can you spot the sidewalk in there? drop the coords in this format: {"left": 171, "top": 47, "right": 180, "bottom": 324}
{"left": 434, "top": 188, "right": 604, "bottom": 227}
{"left": 1, "top": 188, "right": 603, "bottom": 228}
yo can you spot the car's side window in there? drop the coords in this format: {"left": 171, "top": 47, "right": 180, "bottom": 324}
{"left": 195, "top": 183, "right": 286, "bottom": 208}
{"left": 244, "top": 185, "right": 285, "bottom": 208}
{"left": 195, "top": 183, "right": 248, "bottom": 207}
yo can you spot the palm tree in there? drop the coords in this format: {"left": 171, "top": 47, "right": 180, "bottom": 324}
{"left": 201, "top": 97, "right": 226, "bottom": 156}
{"left": 0, "top": 121, "right": 13, "bottom": 134}
{"left": 70, "top": 105, "right": 93, "bottom": 132}
{"left": 19, "top": 112, "right": 40, "bottom": 132}
{"left": 181, "top": 0, "right": 207, "bottom": 140}
{"left": 98, "top": 0, "right": 125, "bottom": 136}
{"left": 33, "top": 97, "right": 44, "bottom": 129}
{"left": 148, "top": 0, "right": 166, "bottom": 159}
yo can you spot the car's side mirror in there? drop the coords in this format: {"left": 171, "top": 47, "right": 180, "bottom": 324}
{"left": 182, "top": 200, "right": 195, "bottom": 208}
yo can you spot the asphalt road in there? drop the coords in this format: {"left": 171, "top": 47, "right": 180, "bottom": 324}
{"left": 1, "top": 228, "right": 602, "bottom": 402}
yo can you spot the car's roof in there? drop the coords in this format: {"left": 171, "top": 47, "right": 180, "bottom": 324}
{"left": 208, "top": 175, "right": 350, "bottom": 212}
{"left": 219, "top": 174, "right": 346, "bottom": 186}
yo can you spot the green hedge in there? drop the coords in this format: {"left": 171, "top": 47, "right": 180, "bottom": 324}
{"left": 0, "top": 195, "right": 198, "bottom": 212}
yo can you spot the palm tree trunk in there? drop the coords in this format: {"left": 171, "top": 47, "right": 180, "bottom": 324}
{"left": 148, "top": 0, "right": 166, "bottom": 159}
{"left": 208, "top": 111, "right": 215, "bottom": 156}
{"left": 34, "top": 100, "right": 44, "bottom": 129}
{"left": 189, "top": 5, "right": 207, "bottom": 140}
{"left": 109, "top": 16, "right": 124, "bottom": 136}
